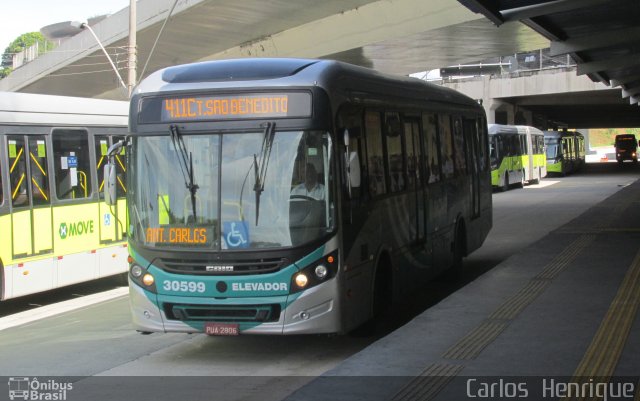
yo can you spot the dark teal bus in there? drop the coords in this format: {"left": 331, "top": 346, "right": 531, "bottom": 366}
{"left": 108, "top": 58, "right": 492, "bottom": 335}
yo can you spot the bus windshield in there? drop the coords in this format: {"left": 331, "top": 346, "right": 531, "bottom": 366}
{"left": 130, "top": 130, "right": 334, "bottom": 250}
{"left": 546, "top": 142, "right": 559, "bottom": 159}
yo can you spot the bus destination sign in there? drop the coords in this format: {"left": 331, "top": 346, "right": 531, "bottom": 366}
{"left": 139, "top": 92, "right": 312, "bottom": 123}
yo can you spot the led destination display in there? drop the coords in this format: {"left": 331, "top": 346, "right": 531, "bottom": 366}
{"left": 139, "top": 92, "right": 312, "bottom": 123}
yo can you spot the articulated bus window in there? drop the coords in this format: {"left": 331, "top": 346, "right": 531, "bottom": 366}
{"left": 52, "top": 129, "right": 92, "bottom": 200}
{"left": 95, "top": 135, "right": 126, "bottom": 198}
{"left": 28, "top": 136, "right": 50, "bottom": 206}
{"left": 112, "top": 136, "right": 126, "bottom": 197}
{"left": 438, "top": 115, "right": 454, "bottom": 179}
{"left": 423, "top": 113, "right": 440, "bottom": 184}
{"left": 365, "top": 111, "right": 386, "bottom": 196}
{"left": 8, "top": 136, "right": 29, "bottom": 207}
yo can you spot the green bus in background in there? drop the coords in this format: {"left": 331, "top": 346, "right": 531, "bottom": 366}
{"left": 488, "top": 124, "right": 546, "bottom": 191}
{"left": 545, "top": 130, "right": 585, "bottom": 175}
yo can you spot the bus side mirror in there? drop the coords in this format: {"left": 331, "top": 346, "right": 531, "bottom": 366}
{"left": 104, "top": 163, "right": 117, "bottom": 206}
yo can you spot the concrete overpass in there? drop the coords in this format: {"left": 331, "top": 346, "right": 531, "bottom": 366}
{"left": 442, "top": 66, "right": 640, "bottom": 129}
{"left": 0, "top": 0, "right": 547, "bottom": 100}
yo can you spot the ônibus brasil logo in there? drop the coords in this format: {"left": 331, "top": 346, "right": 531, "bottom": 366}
{"left": 8, "top": 377, "right": 73, "bottom": 400}
{"left": 59, "top": 220, "right": 95, "bottom": 240}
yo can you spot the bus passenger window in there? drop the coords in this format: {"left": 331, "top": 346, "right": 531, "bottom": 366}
{"left": 404, "top": 120, "right": 421, "bottom": 190}
{"left": 438, "top": 115, "right": 454, "bottom": 179}
{"left": 28, "top": 136, "right": 50, "bottom": 206}
{"left": 8, "top": 136, "right": 29, "bottom": 207}
{"left": 96, "top": 135, "right": 127, "bottom": 199}
{"left": 423, "top": 113, "right": 440, "bottom": 183}
{"left": 52, "top": 129, "right": 93, "bottom": 200}
{"left": 365, "top": 111, "right": 386, "bottom": 196}
{"left": 452, "top": 117, "right": 466, "bottom": 173}
{"left": 385, "top": 113, "right": 405, "bottom": 193}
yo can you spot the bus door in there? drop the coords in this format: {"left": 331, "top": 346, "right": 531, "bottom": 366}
{"left": 7, "top": 135, "right": 53, "bottom": 259}
{"left": 95, "top": 135, "right": 126, "bottom": 244}
{"left": 403, "top": 118, "right": 426, "bottom": 244}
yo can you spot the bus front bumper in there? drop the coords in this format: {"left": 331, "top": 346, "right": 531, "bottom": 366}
{"left": 129, "top": 276, "right": 342, "bottom": 335}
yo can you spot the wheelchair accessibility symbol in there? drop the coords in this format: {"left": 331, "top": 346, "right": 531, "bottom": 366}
{"left": 223, "top": 221, "right": 249, "bottom": 248}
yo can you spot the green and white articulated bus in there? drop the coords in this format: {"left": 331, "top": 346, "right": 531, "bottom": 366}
{"left": 544, "top": 130, "right": 585, "bottom": 175}
{"left": 0, "top": 92, "right": 128, "bottom": 300}
{"left": 488, "top": 124, "right": 546, "bottom": 191}
{"left": 110, "top": 58, "right": 492, "bottom": 335}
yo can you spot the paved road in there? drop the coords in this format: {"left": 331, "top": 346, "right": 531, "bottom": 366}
{"left": 0, "top": 162, "right": 637, "bottom": 401}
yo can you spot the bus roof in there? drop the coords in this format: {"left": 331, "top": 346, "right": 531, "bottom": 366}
{"left": 0, "top": 92, "right": 128, "bottom": 126}
{"left": 544, "top": 130, "right": 583, "bottom": 139}
{"left": 488, "top": 124, "right": 543, "bottom": 136}
{"left": 134, "top": 58, "right": 481, "bottom": 110}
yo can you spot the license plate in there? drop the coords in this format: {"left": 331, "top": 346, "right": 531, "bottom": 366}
{"left": 204, "top": 322, "right": 239, "bottom": 336}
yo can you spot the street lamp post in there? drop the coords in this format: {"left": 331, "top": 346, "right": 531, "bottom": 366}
{"left": 128, "top": 0, "right": 137, "bottom": 97}
{"left": 70, "top": 21, "right": 127, "bottom": 93}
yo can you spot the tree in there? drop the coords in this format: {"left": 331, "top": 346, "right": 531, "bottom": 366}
{"left": 1, "top": 32, "right": 55, "bottom": 79}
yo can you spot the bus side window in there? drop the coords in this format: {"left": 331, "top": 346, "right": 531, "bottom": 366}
{"left": 7, "top": 136, "right": 29, "bottom": 207}
{"left": 53, "top": 129, "right": 93, "bottom": 200}
{"left": 438, "top": 115, "right": 454, "bottom": 179}
{"left": 95, "top": 135, "right": 127, "bottom": 199}
{"left": 385, "top": 112, "right": 405, "bottom": 193}
{"left": 365, "top": 110, "right": 386, "bottom": 196}
{"left": 452, "top": 116, "right": 466, "bottom": 174}
{"left": 112, "top": 135, "right": 127, "bottom": 198}
{"left": 423, "top": 113, "right": 440, "bottom": 184}
{"left": 28, "top": 136, "right": 50, "bottom": 206}
{"left": 404, "top": 118, "right": 422, "bottom": 190}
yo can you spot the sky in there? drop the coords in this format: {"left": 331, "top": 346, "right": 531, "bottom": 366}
{"left": 1, "top": 0, "right": 130, "bottom": 50}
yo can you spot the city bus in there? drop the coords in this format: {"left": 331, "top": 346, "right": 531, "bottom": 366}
{"left": 614, "top": 133, "right": 638, "bottom": 163}
{"left": 112, "top": 58, "right": 492, "bottom": 335}
{"left": 545, "top": 130, "right": 585, "bottom": 175}
{"left": 488, "top": 124, "right": 546, "bottom": 191}
{"left": 0, "top": 92, "right": 128, "bottom": 300}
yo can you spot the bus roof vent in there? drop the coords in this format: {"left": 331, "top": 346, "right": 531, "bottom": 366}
{"left": 162, "top": 58, "right": 318, "bottom": 83}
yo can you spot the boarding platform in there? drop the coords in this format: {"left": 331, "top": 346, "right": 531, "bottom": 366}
{"left": 286, "top": 179, "right": 640, "bottom": 400}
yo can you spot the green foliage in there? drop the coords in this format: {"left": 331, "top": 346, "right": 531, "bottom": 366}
{"left": 589, "top": 127, "right": 640, "bottom": 148}
{"left": 1, "top": 32, "right": 56, "bottom": 78}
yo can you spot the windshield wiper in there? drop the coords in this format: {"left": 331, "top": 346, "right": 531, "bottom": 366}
{"left": 169, "top": 124, "right": 199, "bottom": 222}
{"left": 253, "top": 122, "right": 276, "bottom": 225}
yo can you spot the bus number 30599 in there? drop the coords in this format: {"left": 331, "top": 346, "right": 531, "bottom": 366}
{"left": 162, "top": 280, "right": 206, "bottom": 293}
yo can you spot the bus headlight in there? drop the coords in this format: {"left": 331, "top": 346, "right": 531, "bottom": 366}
{"left": 142, "top": 273, "right": 155, "bottom": 287}
{"left": 314, "top": 265, "right": 328, "bottom": 279}
{"left": 295, "top": 273, "right": 309, "bottom": 288}
{"left": 290, "top": 250, "right": 338, "bottom": 294}
{"left": 131, "top": 265, "right": 144, "bottom": 278}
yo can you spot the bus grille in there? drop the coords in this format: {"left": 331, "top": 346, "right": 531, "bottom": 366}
{"left": 157, "top": 257, "right": 288, "bottom": 276}
{"left": 163, "top": 303, "right": 281, "bottom": 322}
